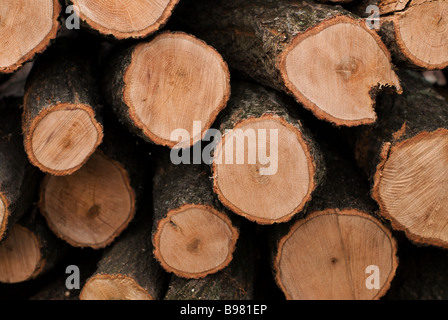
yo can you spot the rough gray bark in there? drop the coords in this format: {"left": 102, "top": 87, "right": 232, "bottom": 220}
{"left": 0, "top": 97, "right": 40, "bottom": 242}
{"left": 80, "top": 213, "right": 167, "bottom": 300}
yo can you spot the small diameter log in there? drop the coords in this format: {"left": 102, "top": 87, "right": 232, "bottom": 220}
{"left": 23, "top": 40, "right": 103, "bottom": 176}
{"left": 66, "top": 0, "right": 180, "bottom": 40}
{"left": 350, "top": 70, "right": 448, "bottom": 248}
{"left": 164, "top": 224, "right": 255, "bottom": 300}
{"left": 271, "top": 145, "right": 398, "bottom": 300}
{"left": 212, "top": 82, "right": 325, "bottom": 224}
{"left": 39, "top": 121, "right": 148, "bottom": 249}
{"left": 80, "top": 215, "right": 167, "bottom": 300}
{"left": 153, "top": 159, "right": 239, "bottom": 279}
{"left": 354, "top": 0, "right": 448, "bottom": 69}
{"left": 174, "top": 0, "right": 401, "bottom": 126}
{"left": 0, "top": 0, "right": 60, "bottom": 74}
{"left": 0, "top": 97, "right": 39, "bottom": 241}
{"left": 0, "top": 209, "right": 67, "bottom": 284}
{"left": 103, "top": 31, "right": 230, "bottom": 148}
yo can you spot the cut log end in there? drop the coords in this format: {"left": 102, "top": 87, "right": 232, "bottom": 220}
{"left": 395, "top": 1, "right": 448, "bottom": 69}
{"left": 0, "top": 196, "right": 5, "bottom": 235}
{"left": 80, "top": 275, "right": 154, "bottom": 300}
{"left": 25, "top": 104, "right": 103, "bottom": 176}
{"left": 274, "top": 210, "right": 398, "bottom": 300}
{"left": 153, "top": 204, "right": 238, "bottom": 279}
{"left": 0, "top": 225, "right": 41, "bottom": 284}
{"left": 123, "top": 32, "right": 230, "bottom": 148}
{"left": 280, "top": 16, "right": 401, "bottom": 126}
{"left": 213, "top": 116, "right": 316, "bottom": 224}
{"left": 0, "top": 0, "right": 60, "bottom": 74}
{"left": 40, "top": 152, "right": 135, "bottom": 249}
{"left": 373, "top": 129, "right": 448, "bottom": 248}
{"left": 70, "top": 0, "right": 179, "bottom": 39}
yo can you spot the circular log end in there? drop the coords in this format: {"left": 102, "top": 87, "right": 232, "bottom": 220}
{"left": 39, "top": 151, "right": 135, "bottom": 249}
{"left": 274, "top": 209, "right": 398, "bottom": 300}
{"left": 280, "top": 16, "right": 401, "bottom": 126}
{"left": 373, "top": 129, "right": 448, "bottom": 248}
{"left": 123, "top": 31, "right": 230, "bottom": 148}
{"left": 153, "top": 204, "right": 238, "bottom": 279}
{"left": 0, "top": 0, "right": 60, "bottom": 74}
{"left": 26, "top": 104, "right": 103, "bottom": 176}
{"left": 80, "top": 274, "right": 153, "bottom": 300}
{"left": 213, "top": 115, "right": 316, "bottom": 224}
{"left": 0, "top": 225, "right": 42, "bottom": 284}
{"left": 395, "top": 1, "right": 448, "bottom": 69}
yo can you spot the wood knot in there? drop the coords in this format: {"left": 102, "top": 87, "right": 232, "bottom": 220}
{"left": 87, "top": 204, "right": 101, "bottom": 219}
{"left": 335, "top": 56, "right": 361, "bottom": 80}
{"left": 186, "top": 238, "right": 202, "bottom": 254}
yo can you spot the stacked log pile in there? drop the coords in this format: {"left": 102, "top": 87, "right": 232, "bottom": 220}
{"left": 0, "top": 0, "right": 447, "bottom": 301}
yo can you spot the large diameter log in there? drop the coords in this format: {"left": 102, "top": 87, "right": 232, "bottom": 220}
{"left": 354, "top": 0, "right": 448, "bottom": 69}
{"left": 39, "top": 120, "right": 148, "bottom": 249}
{"left": 212, "top": 82, "right": 324, "bottom": 224}
{"left": 350, "top": 70, "right": 448, "bottom": 248}
{"left": 0, "top": 0, "right": 61, "bottom": 74}
{"left": 152, "top": 159, "right": 239, "bottom": 279}
{"left": 80, "top": 214, "right": 167, "bottom": 300}
{"left": 173, "top": 0, "right": 401, "bottom": 126}
{"left": 0, "top": 97, "right": 40, "bottom": 241}
{"left": 103, "top": 31, "right": 230, "bottom": 148}
{"left": 66, "top": 0, "right": 180, "bottom": 40}
{"left": 23, "top": 40, "right": 104, "bottom": 176}
{"left": 271, "top": 144, "right": 398, "bottom": 300}
{"left": 0, "top": 209, "right": 67, "bottom": 284}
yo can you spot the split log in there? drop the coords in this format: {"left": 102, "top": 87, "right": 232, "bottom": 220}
{"left": 353, "top": 0, "right": 448, "bottom": 69}
{"left": 152, "top": 158, "right": 239, "bottom": 279}
{"left": 0, "top": 209, "right": 67, "bottom": 284}
{"left": 349, "top": 70, "right": 448, "bottom": 248}
{"left": 173, "top": 0, "right": 401, "bottom": 126}
{"left": 211, "top": 81, "right": 325, "bottom": 224}
{"left": 0, "top": 0, "right": 61, "bottom": 74}
{"left": 0, "top": 97, "right": 40, "bottom": 241}
{"left": 103, "top": 31, "right": 230, "bottom": 148}
{"left": 23, "top": 40, "right": 103, "bottom": 176}
{"left": 271, "top": 144, "right": 398, "bottom": 300}
{"left": 39, "top": 118, "right": 149, "bottom": 249}
{"left": 80, "top": 214, "right": 167, "bottom": 300}
{"left": 164, "top": 223, "right": 255, "bottom": 300}
{"left": 65, "top": 0, "right": 180, "bottom": 40}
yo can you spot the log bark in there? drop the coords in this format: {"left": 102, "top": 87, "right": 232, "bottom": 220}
{"left": 23, "top": 39, "right": 104, "bottom": 176}
{"left": 0, "top": 208, "right": 67, "bottom": 284}
{"left": 39, "top": 115, "right": 149, "bottom": 249}
{"left": 384, "top": 241, "right": 448, "bottom": 300}
{"left": 0, "top": 0, "right": 61, "bottom": 74}
{"left": 65, "top": 0, "right": 180, "bottom": 40}
{"left": 347, "top": 70, "right": 448, "bottom": 248}
{"left": 80, "top": 213, "right": 167, "bottom": 300}
{"left": 211, "top": 81, "right": 325, "bottom": 224}
{"left": 352, "top": 0, "right": 448, "bottom": 69}
{"left": 271, "top": 143, "right": 398, "bottom": 300}
{"left": 152, "top": 156, "right": 239, "bottom": 279}
{"left": 173, "top": 0, "right": 401, "bottom": 126}
{"left": 0, "top": 97, "right": 40, "bottom": 242}
{"left": 164, "top": 223, "right": 255, "bottom": 300}
{"left": 102, "top": 31, "right": 230, "bottom": 149}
